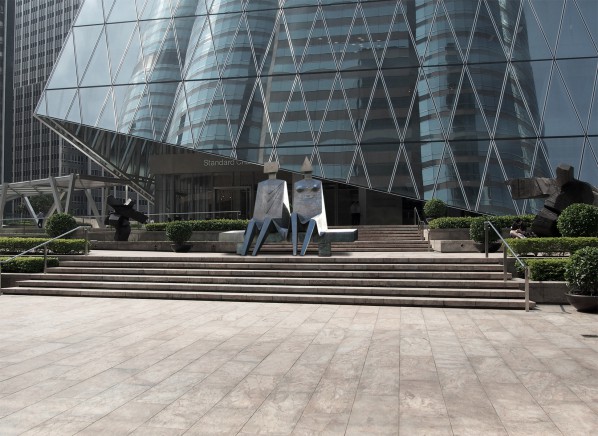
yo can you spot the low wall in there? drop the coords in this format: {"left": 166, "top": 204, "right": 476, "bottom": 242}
{"left": 90, "top": 240, "right": 238, "bottom": 252}
{"left": 524, "top": 281, "right": 568, "bottom": 304}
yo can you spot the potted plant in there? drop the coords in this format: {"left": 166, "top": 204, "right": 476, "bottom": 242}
{"left": 557, "top": 203, "right": 598, "bottom": 237}
{"left": 564, "top": 246, "right": 598, "bottom": 312}
{"left": 165, "top": 221, "right": 194, "bottom": 253}
{"left": 469, "top": 216, "right": 503, "bottom": 253}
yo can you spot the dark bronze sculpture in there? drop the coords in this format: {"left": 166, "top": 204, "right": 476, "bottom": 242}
{"left": 291, "top": 157, "right": 328, "bottom": 255}
{"left": 506, "top": 164, "right": 598, "bottom": 237}
{"left": 105, "top": 195, "right": 148, "bottom": 241}
{"left": 240, "top": 162, "right": 290, "bottom": 255}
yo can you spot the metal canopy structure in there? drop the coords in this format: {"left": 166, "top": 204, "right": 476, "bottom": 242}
{"left": 0, "top": 174, "right": 131, "bottom": 227}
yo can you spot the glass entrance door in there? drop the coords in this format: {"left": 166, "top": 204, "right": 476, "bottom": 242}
{"left": 214, "top": 187, "right": 252, "bottom": 219}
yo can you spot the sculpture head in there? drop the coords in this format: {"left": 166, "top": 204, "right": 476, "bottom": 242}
{"left": 556, "top": 164, "right": 574, "bottom": 187}
{"left": 264, "top": 161, "right": 279, "bottom": 180}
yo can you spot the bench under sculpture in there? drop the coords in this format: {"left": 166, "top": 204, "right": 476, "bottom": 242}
{"left": 506, "top": 164, "right": 598, "bottom": 237}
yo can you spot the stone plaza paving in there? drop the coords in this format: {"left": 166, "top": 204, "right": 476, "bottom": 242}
{"left": 1, "top": 296, "right": 598, "bottom": 435}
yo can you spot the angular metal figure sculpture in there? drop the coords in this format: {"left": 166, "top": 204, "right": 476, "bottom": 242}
{"left": 291, "top": 157, "right": 328, "bottom": 255}
{"left": 240, "top": 162, "right": 290, "bottom": 255}
{"left": 506, "top": 164, "right": 598, "bottom": 237}
{"left": 105, "top": 195, "right": 148, "bottom": 241}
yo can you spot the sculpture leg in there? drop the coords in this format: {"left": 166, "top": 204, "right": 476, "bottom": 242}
{"left": 300, "top": 220, "right": 317, "bottom": 256}
{"left": 252, "top": 218, "right": 273, "bottom": 256}
{"left": 291, "top": 213, "right": 299, "bottom": 256}
{"left": 240, "top": 220, "right": 258, "bottom": 256}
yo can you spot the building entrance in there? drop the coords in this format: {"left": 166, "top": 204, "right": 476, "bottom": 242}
{"left": 214, "top": 187, "right": 252, "bottom": 220}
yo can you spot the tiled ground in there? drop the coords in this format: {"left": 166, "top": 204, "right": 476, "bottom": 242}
{"left": 1, "top": 296, "right": 598, "bottom": 435}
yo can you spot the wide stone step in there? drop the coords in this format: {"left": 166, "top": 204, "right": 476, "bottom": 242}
{"left": 47, "top": 268, "right": 510, "bottom": 280}
{"left": 1, "top": 287, "right": 533, "bottom": 309}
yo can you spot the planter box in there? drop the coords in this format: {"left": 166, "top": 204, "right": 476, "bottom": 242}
{"left": 519, "top": 281, "right": 568, "bottom": 304}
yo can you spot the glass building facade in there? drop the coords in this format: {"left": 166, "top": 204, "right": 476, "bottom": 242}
{"left": 35, "top": 0, "right": 598, "bottom": 216}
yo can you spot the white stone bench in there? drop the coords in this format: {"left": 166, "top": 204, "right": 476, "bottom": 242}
{"left": 220, "top": 228, "right": 358, "bottom": 256}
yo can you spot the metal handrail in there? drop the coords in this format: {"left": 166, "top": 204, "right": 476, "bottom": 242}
{"left": 413, "top": 207, "right": 427, "bottom": 240}
{"left": 0, "top": 226, "right": 89, "bottom": 293}
{"left": 483, "top": 221, "right": 530, "bottom": 312}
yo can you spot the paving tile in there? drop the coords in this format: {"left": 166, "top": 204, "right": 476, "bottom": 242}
{"left": 345, "top": 394, "right": 399, "bottom": 435}
{"left": 239, "top": 390, "right": 311, "bottom": 434}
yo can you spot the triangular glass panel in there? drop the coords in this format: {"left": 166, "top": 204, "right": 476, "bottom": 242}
{"left": 285, "top": 5, "right": 318, "bottom": 66}
{"left": 467, "top": 3, "right": 508, "bottom": 64}
{"left": 383, "top": 67, "right": 419, "bottom": 139}
{"left": 434, "top": 145, "right": 468, "bottom": 210}
{"left": 347, "top": 149, "right": 369, "bottom": 187}
{"left": 541, "top": 67, "right": 585, "bottom": 137}
{"left": 311, "top": 149, "right": 324, "bottom": 179}
{"left": 139, "top": 0, "right": 173, "bottom": 20}
{"left": 494, "top": 65, "right": 537, "bottom": 139}
{"left": 35, "top": 93, "right": 48, "bottom": 117}
{"left": 556, "top": 59, "right": 597, "bottom": 133}
{"left": 102, "top": 0, "right": 116, "bottom": 19}
{"left": 381, "top": 1, "right": 418, "bottom": 69}
{"left": 390, "top": 146, "right": 419, "bottom": 199}
{"left": 65, "top": 91, "right": 82, "bottom": 125}
{"left": 423, "top": 2, "right": 462, "bottom": 66}
{"left": 276, "top": 147, "right": 315, "bottom": 173}
{"left": 207, "top": 0, "right": 243, "bottom": 14}
{"left": 484, "top": 0, "right": 522, "bottom": 59}
{"left": 542, "top": 137, "right": 584, "bottom": 175}
{"left": 221, "top": 77, "right": 259, "bottom": 145}
{"left": 263, "top": 75, "right": 296, "bottom": 140}
{"left": 139, "top": 19, "right": 171, "bottom": 80}
{"left": 184, "top": 17, "right": 220, "bottom": 81}
{"left": 117, "top": 83, "right": 146, "bottom": 134}
{"left": 529, "top": 0, "right": 564, "bottom": 55}
{"left": 173, "top": 0, "right": 206, "bottom": 16}
{"left": 302, "top": 72, "right": 336, "bottom": 138}
{"left": 588, "top": 85, "right": 598, "bottom": 135}
{"left": 172, "top": 17, "right": 198, "bottom": 70}
{"left": 129, "top": 85, "right": 157, "bottom": 141}
{"left": 114, "top": 24, "right": 146, "bottom": 84}
{"left": 179, "top": 15, "right": 207, "bottom": 78}
{"left": 164, "top": 83, "right": 193, "bottom": 146}
{"left": 360, "top": 73, "right": 400, "bottom": 145}
{"left": 246, "top": 10, "right": 278, "bottom": 74}
{"left": 420, "top": 141, "right": 445, "bottom": 199}
{"left": 512, "top": 0, "right": 554, "bottom": 60}
{"left": 476, "top": 145, "right": 515, "bottom": 214}
{"left": 106, "top": 0, "right": 139, "bottom": 23}
{"left": 46, "top": 34, "right": 78, "bottom": 89}
{"left": 580, "top": 138, "right": 598, "bottom": 187}
{"left": 530, "top": 140, "right": 553, "bottom": 178}
{"left": 74, "top": 0, "right": 105, "bottom": 26}
{"left": 340, "top": 6, "right": 377, "bottom": 71}
{"left": 557, "top": 0, "right": 598, "bottom": 58}
{"left": 358, "top": 143, "right": 398, "bottom": 191}
{"left": 106, "top": 22, "right": 136, "bottom": 82}
{"left": 80, "top": 30, "right": 112, "bottom": 87}
{"left": 221, "top": 16, "right": 258, "bottom": 79}
{"left": 196, "top": 84, "right": 234, "bottom": 155}
{"left": 361, "top": 0, "right": 395, "bottom": 65}
{"left": 148, "top": 82, "right": 179, "bottom": 140}
{"left": 44, "top": 89, "right": 77, "bottom": 119}
{"left": 263, "top": 15, "right": 297, "bottom": 75}
{"left": 275, "top": 82, "right": 313, "bottom": 149}
{"left": 318, "top": 76, "right": 356, "bottom": 146}
{"left": 300, "top": 10, "right": 337, "bottom": 74}
{"left": 235, "top": 80, "right": 267, "bottom": 162}
{"left": 73, "top": 25, "right": 104, "bottom": 85}
{"left": 576, "top": 0, "right": 598, "bottom": 49}
{"left": 494, "top": 138, "right": 536, "bottom": 180}
{"left": 418, "top": 67, "right": 449, "bottom": 141}
{"left": 511, "top": 61, "right": 551, "bottom": 133}
{"left": 79, "top": 87, "right": 111, "bottom": 127}
{"left": 96, "top": 88, "right": 118, "bottom": 131}
{"left": 413, "top": 0, "right": 436, "bottom": 61}
{"left": 183, "top": 80, "right": 219, "bottom": 145}
{"left": 112, "top": 84, "right": 135, "bottom": 132}
{"left": 147, "top": 21, "right": 183, "bottom": 83}
{"left": 341, "top": 70, "right": 374, "bottom": 142}
{"left": 442, "top": 0, "right": 480, "bottom": 59}
{"left": 452, "top": 66, "right": 492, "bottom": 140}
{"left": 317, "top": 143, "right": 355, "bottom": 182}
{"left": 209, "top": 13, "right": 243, "bottom": 76}
{"left": 449, "top": 140, "right": 487, "bottom": 207}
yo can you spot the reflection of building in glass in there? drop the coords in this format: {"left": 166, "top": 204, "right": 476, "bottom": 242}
{"left": 36, "top": 0, "right": 598, "bottom": 217}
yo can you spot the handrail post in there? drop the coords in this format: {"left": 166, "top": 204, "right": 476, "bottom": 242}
{"left": 503, "top": 247, "right": 508, "bottom": 283}
{"left": 84, "top": 227, "right": 89, "bottom": 255}
{"left": 43, "top": 246, "right": 48, "bottom": 274}
{"left": 0, "top": 262, "right": 3, "bottom": 293}
{"left": 484, "top": 221, "right": 489, "bottom": 258}
{"left": 524, "top": 267, "right": 530, "bottom": 312}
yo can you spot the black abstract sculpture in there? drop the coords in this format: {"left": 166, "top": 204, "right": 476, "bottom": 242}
{"left": 291, "top": 157, "right": 328, "bottom": 256}
{"left": 240, "top": 162, "right": 290, "bottom": 255}
{"left": 105, "top": 195, "right": 148, "bottom": 241}
{"left": 506, "top": 164, "right": 598, "bottom": 237}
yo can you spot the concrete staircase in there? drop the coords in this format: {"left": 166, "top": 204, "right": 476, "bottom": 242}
{"left": 1, "top": 254, "right": 532, "bottom": 309}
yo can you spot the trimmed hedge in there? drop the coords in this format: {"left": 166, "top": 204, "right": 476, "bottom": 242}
{"left": 0, "top": 238, "right": 87, "bottom": 255}
{"left": 423, "top": 198, "right": 447, "bottom": 219}
{"left": 146, "top": 219, "right": 249, "bottom": 232}
{"left": 0, "top": 256, "right": 59, "bottom": 273}
{"left": 470, "top": 215, "right": 535, "bottom": 243}
{"left": 428, "top": 217, "right": 476, "bottom": 229}
{"left": 508, "top": 237, "right": 598, "bottom": 256}
{"left": 521, "top": 258, "right": 569, "bottom": 281}
{"left": 557, "top": 203, "right": 598, "bottom": 237}
{"left": 45, "top": 213, "right": 78, "bottom": 238}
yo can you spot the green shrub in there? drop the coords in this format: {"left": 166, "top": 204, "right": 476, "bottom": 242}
{"left": 0, "top": 238, "right": 87, "bottom": 255}
{"left": 522, "top": 258, "right": 569, "bottom": 281}
{"left": 0, "top": 256, "right": 59, "bottom": 273}
{"left": 428, "top": 217, "right": 476, "bottom": 229}
{"left": 423, "top": 198, "right": 447, "bottom": 219}
{"left": 508, "top": 237, "right": 598, "bottom": 256}
{"left": 469, "top": 215, "right": 534, "bottom": 243}
{"left": 165, "top": 221, "right": 193, "bottom": 244}
{"left": 45, "top": 213, "right": 78, "bottom": 238}
{"left": 146, "top": 219, "right": 249, "bottom": 232}
{"left": 557, "top": 204, "right": 598, "bottom": 237}
{"left": 565, "top": 247, "right": 598, "bottom": 295}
